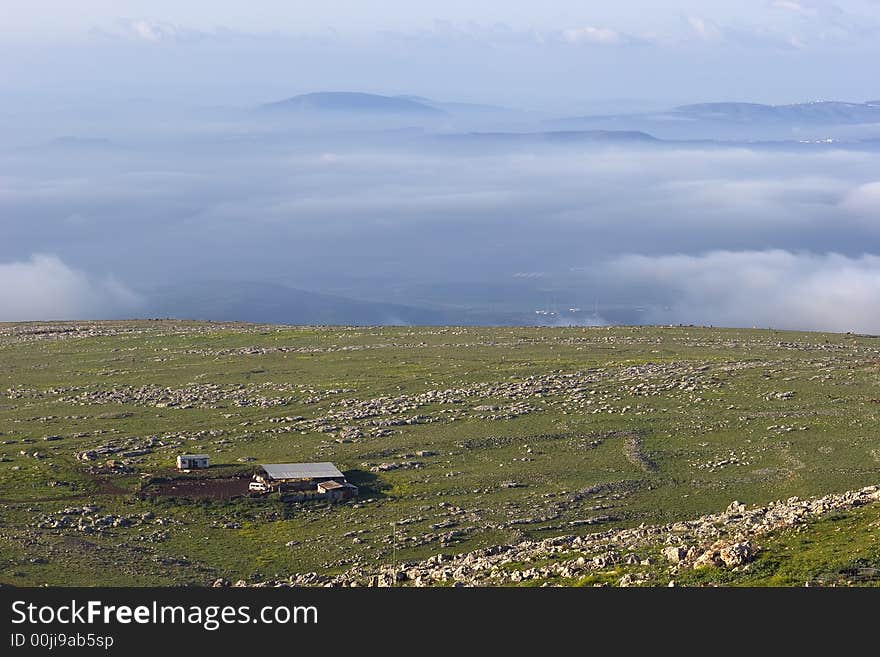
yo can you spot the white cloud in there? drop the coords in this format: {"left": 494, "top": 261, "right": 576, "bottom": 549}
{"left": 680, "top": 13, "right": 807, "bottom": 50}
{"left": 130, "top": 20, "right": 179, "bottom": 42}
{"left": 0, "top": 254, "right": 141, "bottom": 321}
{"left": 90, "top": 18, "right": 210, "bottom": 44}
{"left": 840, "top": 181, "right": 880, "bottom": 217}
{"left": 561, "top": 26, "right": 623, "bottom": 45}
{"left": 771, "top": 0, "right": 819, "bottom": 15}
{"left": 686, "top": 16, "right": 724, "bottom": 41}
{"left": 608, "top": 250, "right": 880, "bottom": 333}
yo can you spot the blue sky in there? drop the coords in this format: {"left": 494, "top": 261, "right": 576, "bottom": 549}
{"left": 1, "top": 1, "right": 878, "bottom": 106}
{"left": 2, "top": 1, "right": 879, "bottom": 39}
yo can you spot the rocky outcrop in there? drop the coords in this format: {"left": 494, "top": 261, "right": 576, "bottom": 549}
{"left": 223, "top": 484, "right": 879, "bottom": 587}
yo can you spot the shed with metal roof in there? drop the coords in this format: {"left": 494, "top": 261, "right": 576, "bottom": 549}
{"left": 258, "top": 462, "right": 344, "bottom": 481}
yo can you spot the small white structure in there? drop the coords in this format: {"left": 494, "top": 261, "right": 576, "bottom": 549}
{"left": 176, "top": 454, "right": 209, "bottom": 470}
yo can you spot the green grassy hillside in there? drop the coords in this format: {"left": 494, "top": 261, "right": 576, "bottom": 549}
{"left": 1, "top": 321, "right": 878, "bottom": 586}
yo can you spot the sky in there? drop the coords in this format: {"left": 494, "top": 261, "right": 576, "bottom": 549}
{"left": 2, "top": 0, "right": 879, "bottom": 38}
{"left": 1, "top": 1, "right": 879, "bottom": 105}
{"left": 1, "top": 2, "right": 880, "bottom": 331}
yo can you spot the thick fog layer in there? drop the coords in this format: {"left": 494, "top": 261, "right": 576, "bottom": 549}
{"left": 2, "top": 121, "right": 879, "bottom": 330}
{"left": 608, "top": 251, "right": 880, "bottom": 333}
{"left": 0, "top": 254, "right": 142, "bottom": 321}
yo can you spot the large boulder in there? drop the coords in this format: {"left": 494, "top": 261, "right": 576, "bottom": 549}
{"left": 663, "top": 546, "right": 687, "bottom": 563}
{"left": 719, "top": 542, "right": 753, "bottom": 567}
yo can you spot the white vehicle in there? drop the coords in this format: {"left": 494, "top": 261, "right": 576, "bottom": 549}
{"left": 249, "top": 481, "right": 268, "bottom": 492}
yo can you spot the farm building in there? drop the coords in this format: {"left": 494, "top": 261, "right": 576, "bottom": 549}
{"left": 317, "top": 479, "right": 359, "bottom": 501}
{"left": 176, "top": 454, "right": 209, "bottom": 470}
{"left": 253, "top": 462, "right": 358, "bottom": 500}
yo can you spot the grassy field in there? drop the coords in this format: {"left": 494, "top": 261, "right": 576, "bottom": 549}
{"left": 1, "top": 320, "right": 878, "bottom": 586}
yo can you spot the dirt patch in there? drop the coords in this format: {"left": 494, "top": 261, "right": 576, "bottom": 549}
{"left": 148, "top": 477, "right": 251, "bottom": 500}
{"left": 91, "top": 476, "right": 128, "bottom": 495}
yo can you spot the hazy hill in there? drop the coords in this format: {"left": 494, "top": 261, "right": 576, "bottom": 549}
{"left": 142, "top": 281, "right": 553, "bottom": 326}
{"left": 442, "top": 129, "right": 659, "bottom": 145}
{"left": 259, "top": 92, "right": 446, "bottom": 115}
{"left": 144, "top": 280, "right": 453, "bottom": 326}
{"left": 549, "top": 99, "right": 880, "bottom": 140}
{"left": 674, "top": 101, "right": 880, "bottom": 124}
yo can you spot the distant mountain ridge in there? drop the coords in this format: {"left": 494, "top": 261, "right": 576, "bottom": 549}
{"left": 144, "top": 280, "right": 451, "bottom": 326}
{"left": 547, "top": 99, "right": 880, "bottom": 140}
{"left": 441, "top": 129, "right": 659, "bottom": 145}
{"left": 142, "top": 280, "right": 553, "bottom": 326}
{"left": 394, "top": 94, "right": 522, "bottom": 115}
{"left": 257, "top": 92, "right": 880, "bottom": 139}
{"left": 673, "top": 101, "right": 880, "bottom": 124}
{"left": 259, "top": 92, "right": 445, "bottom": 115}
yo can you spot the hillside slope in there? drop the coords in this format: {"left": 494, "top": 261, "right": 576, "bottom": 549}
{"left": 1, "top": 322, "right": 879, "bottom": 586}
{"left": 249, "top": 484, "right": 880, "bottom": 587}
